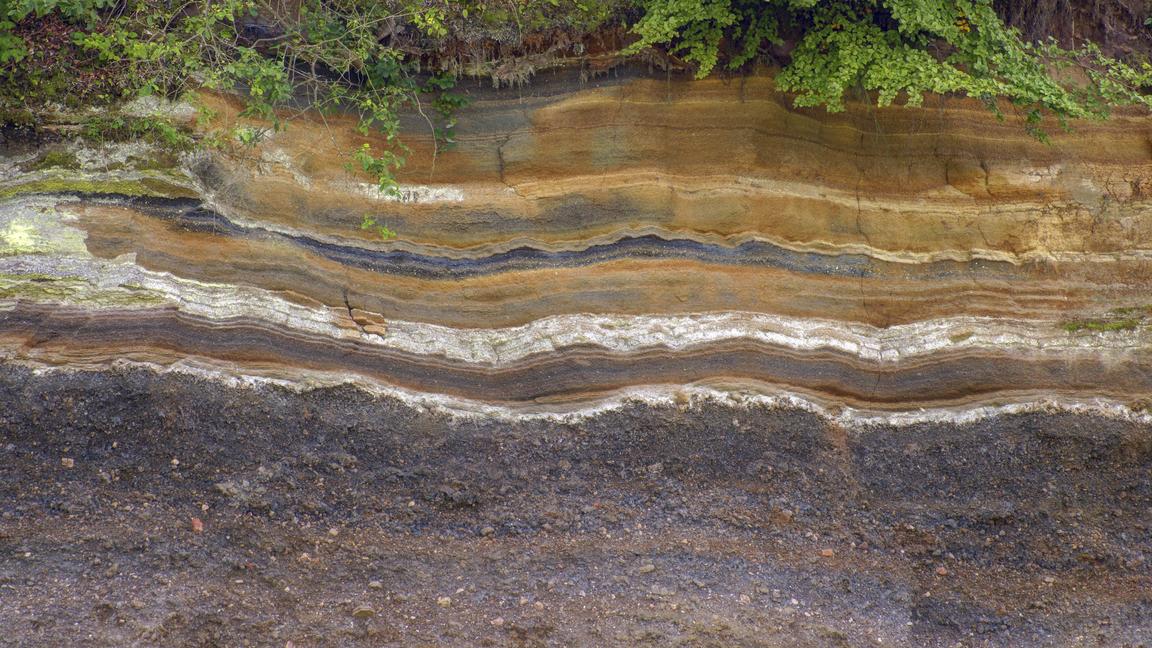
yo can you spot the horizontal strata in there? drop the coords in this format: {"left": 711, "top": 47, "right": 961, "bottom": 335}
{"left": 1, "top": 195, "right": 1149, "bottom": 350}
{"left": 2, "top": 243, "right": 1150, "bottom": 366}
{"left": 62, "top": 194, "right": 1152, "bottom": 279}
{"left": 4, "top": 71, "right": 1152, "bottom": 425}
{"left": 4, "top": 296, "right": 1152, "bottom": 415}
{"left": 5, "top": 242, "right": 1151, "bottom": 420}
{"left": 52, "top": 197, "right": 1152, "bottom": 328}
{"left": 190, "top": 71, "right": 1152, "bottom": 259}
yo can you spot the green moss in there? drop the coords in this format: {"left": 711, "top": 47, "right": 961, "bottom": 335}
{"left": 1065, "top": 305, "right": 1152, "bottom": 332}
{"left": 1061, "top": 318, "right": 1141, "bottom": 333}
{"left": 0, "top": 274, "right": 87, "bottom": 300}
{"left": 1109, "top": 305, "right": 1152, "bottom": 317}
{"left": 0, "top": 273, "right": 168, "bottom": 307}
{"left": 81, "top": 115, "right": 195, "bottom": 152}
{"left": 0, "top": 108, "right": 36, "bottom": 128}
{"left": 0, "top": 272, "right": 59, "bottom": 281}
{"left": 24, "top": 150, "right": 81, "bottom": 172}
{"left": 0, "top": 176, "right": 198, "bottom": 200}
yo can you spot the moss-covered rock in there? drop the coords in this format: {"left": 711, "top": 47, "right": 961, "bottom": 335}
{"left": 0, "top": 175, "right": 199, "bottom": 200}
{"left": 0, "top": 273, "right": 168, "bottom": 306}
{"left": 22, "top": 149, "right": 81, "bottom": 172}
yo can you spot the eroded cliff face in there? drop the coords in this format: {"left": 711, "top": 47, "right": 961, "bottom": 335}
{"left": 5, "top": 70, "right": 1152, "bottom": 420}
{"left": 1, "top": 71, "right": 1150, "bottom": 646}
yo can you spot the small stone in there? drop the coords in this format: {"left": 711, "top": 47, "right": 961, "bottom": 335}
{"left": 60, "top": 457, "right": 74, "bottom": 469}
{"left": 351, "top": 605, "right": 375, "bottom": 619}
{"left": 533, "top": 601, "right": 544, "bottom": 610}
{"left": 770, "top": 507, "right": 794, "bottom": 524}
{"left": 819, "top": 549, "right": 835, "bottom": 558}
{"left": 191, "top": 517, "right": 204, "bottom": 533}
{"left": 130, "top": 599, "right": 145, "bottom": 609}
{"left": 480, "top": 526, "right": 495, "bottom": 537}
{"left": 1042, "top": 576, "right": 1056, "bottom": 584}
{"left": 738, "top": 594, "right": 752, "bottom": 604}
{"left": 490, "top": 617, "right": 504, "bottom": 627}
{"left": 368, "top": 580, "right": 384, "bottom": 590}
{"left": 437, "top": 596, "right": 452, "bottom": 607}
{"left": 638, "top": 563, "right": 656, "bottom": 574}
{"left": 170, "top": 458, "right": 180, "bottom": 467}
{"left": 328, "top": 528, "right": 340, "bottom": 537}
{"left": 935, "top": 566, "right": 949, "bottom": 577}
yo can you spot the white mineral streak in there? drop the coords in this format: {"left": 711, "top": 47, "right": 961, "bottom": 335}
{"left": 18, "top": 359, "right": 1152, "bottom": 430}
{"left": 260, "top": 147, "right": 313, "bottom": 188}
{"left": 119, "top": 95, "right": 199, "bottom": 121}
{"left": 336, "top": 181, "right": 466, "bottom": 203}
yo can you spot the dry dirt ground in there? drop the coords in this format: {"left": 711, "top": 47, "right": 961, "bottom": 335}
{"left": 1, "top": 367, "right": 1150, "bottom": 647}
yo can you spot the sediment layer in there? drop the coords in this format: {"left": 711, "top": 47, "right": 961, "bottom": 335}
{"left": 3, "top": 70, "right": 1152, "bottom": 420}
{"left": 1, "top": 367, "right": 1149, "bottom": 646}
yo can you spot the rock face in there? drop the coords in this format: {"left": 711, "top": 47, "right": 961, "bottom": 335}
{"left": 1, "top": 70, "right": 1150, "bottom": 645}
{"left": 5, "top": 72, "right": 1152, "bottom": 419}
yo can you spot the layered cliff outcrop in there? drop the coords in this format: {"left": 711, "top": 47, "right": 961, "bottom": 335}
{"left": 1, "top": 70, "right": 1150, "bottom": 646}
{"left": 5, "top": 71, "right": 1152, "bottom": 420}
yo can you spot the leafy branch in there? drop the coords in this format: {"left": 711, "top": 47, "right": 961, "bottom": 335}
{"left": 625, "top": 0, "right": 1152, "bottom": 134}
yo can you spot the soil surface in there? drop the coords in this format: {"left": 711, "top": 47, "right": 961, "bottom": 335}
{"left": 1, "top": 367, "right": 1149, "bottom": 647}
